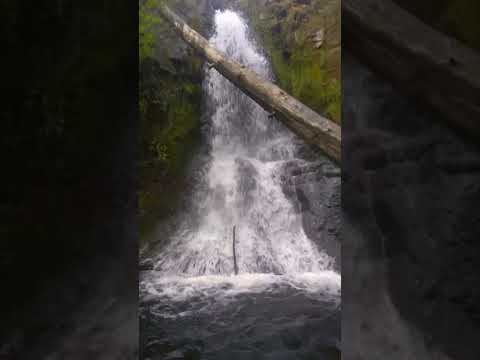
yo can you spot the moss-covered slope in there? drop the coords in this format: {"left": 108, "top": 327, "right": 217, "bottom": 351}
{"left": 234, "top": 0, "right": 341, "bottom": 123}
{"left": 139, "top": 0, "right": 209, "bottom": 241}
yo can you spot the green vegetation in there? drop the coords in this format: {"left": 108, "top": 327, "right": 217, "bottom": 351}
{"left": 236, "top": 0, "right": 341, "bottom": 123}
{"left": 139, "top": 0, "right": 162, "bottom": 60}
{"left": 138, "top": 0, "right": 342, "bottom": 241}
{"left": 138, "top": 73, "right": 202, "bottom": 239}
{"left": 138, "top": 0, "right": 204, "bottom": 241}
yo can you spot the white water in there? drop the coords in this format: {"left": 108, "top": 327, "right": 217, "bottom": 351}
{"left": 143, "top": 10, "right": 339, "bottom": 305}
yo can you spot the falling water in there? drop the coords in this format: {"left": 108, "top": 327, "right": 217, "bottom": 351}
{"left": 140, "top": 10, "right": 340, "bottom": 358}
{"left": 141, "top": 8, "right": 339, "bottom": 318}
{"left": 154, "top": 8, "right": 335, "bottom": 276}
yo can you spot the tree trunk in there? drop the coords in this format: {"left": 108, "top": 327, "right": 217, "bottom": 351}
{"left": 343, "top": 0, "right": 480, "bottom": 138}
{"left": 159, "top": 4, "right": 341, "bottom": 164}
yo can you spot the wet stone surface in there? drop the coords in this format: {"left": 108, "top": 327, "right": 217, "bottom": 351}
{"left": 282, "top": 155, "right": 341, "bottom": 271}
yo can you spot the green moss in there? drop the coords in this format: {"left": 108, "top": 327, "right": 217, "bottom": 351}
{"left": 139, "top": 0, "right": 163, "bottom": 61}
{"left": 138, "top": 0, "right": 208, "bottom": 242}
{"left": 239, "top": 0, "right": 341, "bottom": 123}
{"left": 137, "top": 0, "right": 342, "bottom": 241}
{"left": 138, "top": 70, "right": 202, "bottom": 241}
{"left": 150, "top": 82, "right": 201, "bottom": 173}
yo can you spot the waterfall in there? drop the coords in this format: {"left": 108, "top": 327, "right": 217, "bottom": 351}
{"left": 142, "top": 10, "right": 339, "bottom": 305}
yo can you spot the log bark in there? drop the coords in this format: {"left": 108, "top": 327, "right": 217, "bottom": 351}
{"left": 343, "top": 0, "right": 480, "bottom": 139}
{"left": 159, "top": 4, "right": 341, "bottom": 163}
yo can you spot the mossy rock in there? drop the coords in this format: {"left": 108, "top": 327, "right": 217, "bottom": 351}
{"left": 138, "top": 0, "right": 208, "bottom": 241}
{"left": 234, "top": 0, "right": 341, "bottom": 123}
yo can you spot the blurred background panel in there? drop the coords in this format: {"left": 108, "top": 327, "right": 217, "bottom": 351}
{"left": 0, "top": 1, "right": 138, "bottom": 358}
{"left": 342, "top": 1, "right": 480, "bottom": 359}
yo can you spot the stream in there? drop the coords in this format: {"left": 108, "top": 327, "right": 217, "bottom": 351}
{"left": 140, "top": 10, "right": 340, "bottom": 359}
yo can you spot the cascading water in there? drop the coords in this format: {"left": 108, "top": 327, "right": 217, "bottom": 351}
{"left": 140, "top": 10, "right": 340, "bottom": 359}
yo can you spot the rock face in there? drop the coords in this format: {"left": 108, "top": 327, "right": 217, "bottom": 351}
{"left": 282, "top": 150, "right": 341, "bottom": 270}
{"left": 342, "top": 51, "right": 480, "bottom": 360}
{"left": 232, "top": 0, "right": 341, "bottom": 122}
{"left": 312, "top": 29, "right": 324, "bottom": 48}
{"left": 139, "top": 0, "right": 216, "bottom": 244}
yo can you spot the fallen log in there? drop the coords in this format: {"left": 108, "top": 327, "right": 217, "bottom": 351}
{"left": 159, "top": 4, "right": 341, "bottom": 163}
{"left": 343, "top": 0, "right": 480, "bottom": 138}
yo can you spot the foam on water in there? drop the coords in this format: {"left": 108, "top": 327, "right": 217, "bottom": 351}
{"left": 141, "top": 271, "right": 340, "bottom": 319}
{"left": 143, "top": 272, "right": 341, "bottom": 301}
{"left": 142, "top": 10, "right": 339, "bottom": 306}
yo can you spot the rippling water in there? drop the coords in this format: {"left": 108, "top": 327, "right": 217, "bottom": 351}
{"left": 140, "top": 9, "right": 340, "bottom": 359}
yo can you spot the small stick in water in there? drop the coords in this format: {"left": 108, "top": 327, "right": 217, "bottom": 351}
{"left": 233, "top": 225, "right": 238, "bottom": 275}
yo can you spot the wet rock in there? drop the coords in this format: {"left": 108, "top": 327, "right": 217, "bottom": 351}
{"left": 235, "top": 157, "right": 258, "bottom": 210}
{"left": 164, "top": 350, "right": 184, "bottom": 359}
{"left": 282, "top": 157, "right": 341, "bottom": 270}
{"left": 323, "top": 164, "right": 341, "bottom": 178}
{"left": 277, "top": 8, "right": 288, "bottom": 19}
{"left": 272, "top": 23, "right": 282, "bottom": 34}
{"left": 295, "top": 0, "right": 312, "bottom": 5}
{"left": 293, "top": 11, "right": 308, "bottom": 25}
{"left": 282, "top": 50, "right": 291, "bottom": 61}
{"left": 167, "top": 43, "right": 188, "bottom": 64}
{"left": 140, "top": 258, "right": 154, "bottom": 271}
{"left": 312, "top": 29, "right": 324, "bottom": 49}
{"left": 281, "top": 329, "right": 303, "bottom": 349}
